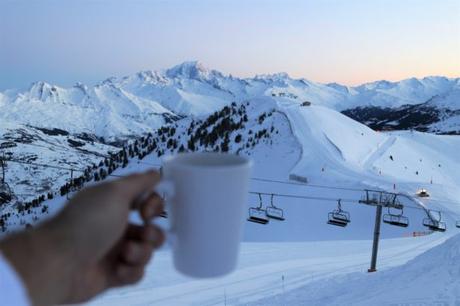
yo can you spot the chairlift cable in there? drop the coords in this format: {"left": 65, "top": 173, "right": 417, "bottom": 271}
{"left": 250, "top": 177, "right": 364, "bottom": 192}
{"left": 3, "top": 158, "right": 459, "bottom": 218}
{"left": 249, "top": 191, "right": 357, "bottom": 203}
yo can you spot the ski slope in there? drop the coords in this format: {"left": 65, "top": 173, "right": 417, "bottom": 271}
{"left": 86, "top": 234, "right": 451, "bottom": 306}
{"left": 80, "top": 99, "right": 460, "bottom": 305}
{"left": 248, "top": 233, "right": 460, "bottom": 306}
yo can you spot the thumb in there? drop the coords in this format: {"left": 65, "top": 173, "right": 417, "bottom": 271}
{"left": 115, "top": 170, "right": 161, "bottom": 202}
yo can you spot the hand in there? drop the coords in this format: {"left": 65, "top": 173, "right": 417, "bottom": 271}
{"left": 0, "top": 170, "right": 165, "bottom": 306}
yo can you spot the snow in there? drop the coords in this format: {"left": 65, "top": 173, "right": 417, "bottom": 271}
{"left": 280, "top": 102, "right": 385, "bottom": 170}
{"left": 165, "top": 61, "right": 223, "bottom": 81}
{"left": 75, "top": 98, "right": 459, "bottom": 304}
{"left": 352, "top": 76, "right": 457, "bottom": 109}
{"left": 247, "top": 233, "right": 460, "bottom": 306}
{"left": 86, "top": 234, "right": 450, "bottom": 306}
{"left": 1, "top": 62, "right": 458, "bottom": 138}
{"left": 1, "top": 62, "right": 460, "bottom": 305}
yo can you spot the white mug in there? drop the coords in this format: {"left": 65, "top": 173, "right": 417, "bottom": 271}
{"left": 158, "top": 152, "right": 252, "bottom": 278}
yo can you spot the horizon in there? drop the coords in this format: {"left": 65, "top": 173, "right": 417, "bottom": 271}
{"left": 1, "top": 0, "right": 459, "bottom": 90}
{"left": 1, "top": 60, "right": 459, "bottom": 92}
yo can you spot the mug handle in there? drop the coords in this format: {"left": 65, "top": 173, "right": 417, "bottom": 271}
{"left": 154, "top": 180, "right": 177, "bottom": 248}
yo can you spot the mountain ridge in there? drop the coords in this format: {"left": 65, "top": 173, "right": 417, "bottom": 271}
{"left": 1, "top": 61, "right": 459, "bottom": 136}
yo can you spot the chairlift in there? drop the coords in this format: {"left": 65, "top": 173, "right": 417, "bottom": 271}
{"left": 327, "top": 199, "right": 350, "bottom": 227}
{"left": 265, "top": 194, "right": 285, "bottom": 221}
{"left": 248, "top": 194, "right": 269, "bottom": 225}
{"left": 371, "top": 193, "right": 380, "bottom": 205}
{"left": 423, "top": 218, "right": 446, "bottom": 232}
{"left": 359, "top": 190, "right": 381, "bottom": 205}
{"left": 423, "top": 210, "right": 446, "bottom": 232}
{"left": 383, "top": 207, "right": 409, "bottom": 227}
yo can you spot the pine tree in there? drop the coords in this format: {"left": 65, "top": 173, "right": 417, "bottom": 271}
{"left": 235, "top": 134, "right": 242, "bottom": 143}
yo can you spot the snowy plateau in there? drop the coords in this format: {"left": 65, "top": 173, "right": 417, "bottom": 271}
{"left": 1, "top": 61, "right": 460, "bottom": 305}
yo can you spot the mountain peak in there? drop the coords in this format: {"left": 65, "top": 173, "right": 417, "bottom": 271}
{"left": 28, "top": 81, "right": 57, "bottom": 100}
{"left": 101, "top": 77, "right": 117, "bottom": 85}
{"left": 73, "top": 82, "right": 89, "bottom": 94}
{"left": 165, "top": 61, "right": 221, "bottom": 80}
{"left": 29, "top": 81, "right": 52, "bottom": 90}
{"left": 134, "top": 70, "right": 168, "bottom": 84}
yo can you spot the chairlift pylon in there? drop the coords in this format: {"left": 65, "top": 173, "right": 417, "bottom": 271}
{"left": 359, "top": 190, "right": 382, "bottom": 206}
{"left": 265, "top": 194, "right": 285, "bottom": 221}
{"left": 383, "top": 206, "right": 409, "bottom": 228}
{"left": 327, "top": 199, "right": 350, "bottom": 227}
{"left": 247, "top": 193, "right": 269, "bottom": 225}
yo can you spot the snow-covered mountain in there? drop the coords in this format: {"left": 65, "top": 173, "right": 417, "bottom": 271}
{"left": 1, "top": 61, "right": 459, "bottom": 231}
{"left": 2, "top": 96, "right": 460, "bottom": 238}
{"left": 1, "top": 61, "right": 459, "bottom": 137}
{"left": 1, "top": 61, "right": 460, "bottom": 305}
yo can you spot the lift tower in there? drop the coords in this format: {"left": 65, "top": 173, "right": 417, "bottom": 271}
{"left": 359, "top": 190, "right": 403, "bottom": 272}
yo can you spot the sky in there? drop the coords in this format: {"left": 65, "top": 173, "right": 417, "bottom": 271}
{"left": 0, "top": 0, "right": 459, "bottom": 90}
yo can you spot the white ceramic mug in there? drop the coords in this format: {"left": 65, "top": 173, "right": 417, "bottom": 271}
{"left": 158, "top": 152, "right": 252, "bottom": 278}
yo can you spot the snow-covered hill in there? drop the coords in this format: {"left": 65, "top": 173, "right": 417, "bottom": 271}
{"left": 247, "top": 233, "right": 460, "bottom": 306}
{"left": 1, "top": 61, "right": 458, "bottom": 235}
{"left": 3, "top": 97, "right": 459, "bottom": 240}
{"left": 1, "top": 61, "right": 459, "bottom": 137}
{"left": 342, "top": 85, "right": 460, "bottom": 134}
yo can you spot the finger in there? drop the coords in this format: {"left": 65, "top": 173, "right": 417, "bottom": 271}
{"left": 125, "top": 224, "right": 165, "bottom": 247}
{"left": 147, "top": 225, "right": 166, "bottom": 249}
{"left": 120, "top": 240, "right": 154, "bottom": 266}
{"left": 113, "top": 264, "right": 146, "bottom": 286}
{"left": 125, "top": 224, "right": 145, "bottom": 240}
{"left": 115, "top": 170, "right": 161, "bottom": 201}
{"left": 139, "top": 193, "right": 164, "bottom": 221}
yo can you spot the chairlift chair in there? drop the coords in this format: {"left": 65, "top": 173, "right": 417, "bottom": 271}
{"left": 456, "top": 221, "right": 460, "bottom": 228}
{"left": 423, "top": 210, "right": 446, "bottom": 232}
{"left": 265, "top": 194, "right": 285, "bottom": 221}
{"left": 327, "top": 212, "right": 349, "bottom": 227}
{"left": 248, "top": 194, "right": 269, "bottom": 225}
{"left": 383, "top": 207, "right": 409, "bottom": 228}
{"left": 423, "top": 218, "right": 446, "bottom": 232}
{"left": 327, "top": 199, "right": 350, "bottom": 227}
